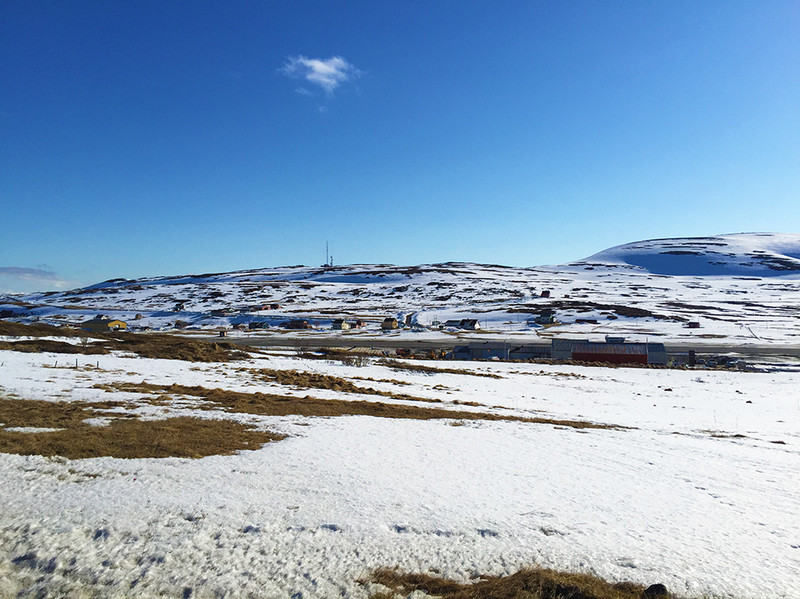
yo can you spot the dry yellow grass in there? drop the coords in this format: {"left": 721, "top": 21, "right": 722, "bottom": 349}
{"left": 366, "top": 567, "right": 671, "bottom": 599}
{"left": 0, "top": 321, "right": 247, "bottom": 362}
{"left": 106, "top": 332, "right": 249, "bottom": 362}
{"left": 0, "top": 321, "right": 94, "bottom": 337}
{"left": 246, "top": 367, "right": 441, "bottom": 402}
{"left": 0, "top": 397, "right": 101, "bottom": 428}
{"left": 0, "top": 338, "right": 109, "bottom": 355}
{"left": 94, "top": 381, "right": 625, "bottom": 430}
{"left": 378, "top": 359, "right": 504, "bottom": 379}
{"left": 0, "top": 397, "right": 283, "bottom": 459}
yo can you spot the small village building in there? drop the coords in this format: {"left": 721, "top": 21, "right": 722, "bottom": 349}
{"left": 331, "top": 319, "right": 351, "bottom": 330}
{"left": 508, "top": 344, "right": 551, "bottom": 360}
{"left": 687, "top": 321, "right": 701, "bottom": 328}
{"left": 81, "top": 316, "right": 128, "bottom": 332}
{"left": 646, "top": 343, "right": 668, "bottom": 365}
{"left": 540, "top": 290, "right": 551, "bottom": 298}
{"left": 551, "top": 338, "right": 581, "bottom": 360}
{"left": 535, "top": 309, "right": 557, "bottom": 325}
{"left": 451, "top": 345, "right": 471, "bottom": 360}
{"left": 350, "top": 319, "right": 366, "bottom": 328}
{"left": 468, "top": 341, "right": 509, "bottom": 360}
{"left": 450, "top": 342, "right": 549, "bottom": 361}
{"left": 381, "top": 317, "right": 399, "bottom": 330}
{"left": 281, "top": 319, "right": 313, "bottom": 329}
{"left": 443, "top": 318, "right": 481, "bottom": 330}
{"left": 248, "top": 321, "right": 269, "bottom": 330}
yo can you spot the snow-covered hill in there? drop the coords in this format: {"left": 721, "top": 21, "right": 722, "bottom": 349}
{"left": 3, "top": 233, "right": 800, "bottom": 344}
{"left": 578, "top": 233, "right": 800, "bottom": 276}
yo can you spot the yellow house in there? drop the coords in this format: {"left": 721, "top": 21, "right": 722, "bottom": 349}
{"left": 381, "top": 317, "right": 399, "bottom": 330}
{"left": 81, "top": 317, "right": 128, "bottom": 332}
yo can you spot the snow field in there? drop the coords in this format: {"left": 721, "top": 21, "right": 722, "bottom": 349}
{"left": 1, "top": 348, "right": 799, "bottom": 598}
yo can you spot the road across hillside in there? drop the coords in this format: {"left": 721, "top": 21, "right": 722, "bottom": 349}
{"left": 206, "top": 333, "right": 800, "bottom": 362}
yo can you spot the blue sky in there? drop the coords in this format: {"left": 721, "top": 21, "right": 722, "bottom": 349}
{"left": 2, "top": 1, "right": 798, "bottom": 293}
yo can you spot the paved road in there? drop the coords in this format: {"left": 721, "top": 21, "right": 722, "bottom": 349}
{"left": 207, "top": 333, "right": 800, "bottom": 360}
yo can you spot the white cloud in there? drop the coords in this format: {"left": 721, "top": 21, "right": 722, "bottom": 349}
{"left": 280, "top": 55, "right": 361, "bottom": 95}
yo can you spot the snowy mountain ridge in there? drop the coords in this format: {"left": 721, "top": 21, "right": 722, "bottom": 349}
{"left": 78, "top": 232, "right": 800, "bottom": 289}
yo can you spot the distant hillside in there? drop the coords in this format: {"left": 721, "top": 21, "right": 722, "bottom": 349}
{"left": 3, "top": 233, "right": 800, "bottom": 344}
{"left": 577, "top": 233, "right": 800, "bottom": 276}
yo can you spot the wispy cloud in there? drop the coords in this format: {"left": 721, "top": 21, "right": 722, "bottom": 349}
{"left": 279, "top": 55, "right": 361, "bottom": 95}
{"left": 0, "top": 266, "right": 74, "bottom": 294}
{"left": 0, "top": 266, "right": 59, "bottom": 281}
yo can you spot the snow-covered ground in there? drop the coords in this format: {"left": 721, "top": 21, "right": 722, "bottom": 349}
{"left": 3, "top": 233, "right": 800, "bottom": 346}
{"left": 1, "top": 345, "right": 798, "bottom": 598}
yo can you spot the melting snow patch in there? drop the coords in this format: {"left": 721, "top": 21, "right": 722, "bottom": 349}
{"left": 3, "top": 427, "right": 63, "bottom": 433}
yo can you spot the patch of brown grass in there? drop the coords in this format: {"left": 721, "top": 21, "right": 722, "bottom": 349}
{"left": 246, "top": 368, "right": 440, "bottom": 403}
{"left": 509, "top": 370, "right": 588, "bottom": 380}
{"left": 708, "top": 432, "right": 748, "bottom": 439}
{"left": 377, "top": 359, "right": 503, "bottom": 379}
{"left": 0, "top": 321, "right": 248, "bottom": 362}
{"left": 0, "top": 321, "right": 93, "bottom": 338}
{"left": 0, "top": 339, "right": 109, "bottom": 355}
{"left": 105, "top": 332, "right": 249, "bottom": 362}
{"left": 94, "top": 382, "right": 625, "bottom": 430}
{"left": 0, "top": 416, "right": 280, "bottom": 459}
{"left": 353, "top": 376, "right": 411, "bottom": 386}
{"left": 0, "top": 398, "right": 99, "bottom": 428}
{"left": 297, "top": 349, "right": 374, "bottom": 367}
{"left": 366, "top": 567, "right": 661, "bottom": 599}
{"left": 0, "top": 397, "right": 283, "bottom": 459}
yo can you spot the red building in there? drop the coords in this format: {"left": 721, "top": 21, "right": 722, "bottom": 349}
{"left": 571, "top": 342, "right": 649, "bottom": 365}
